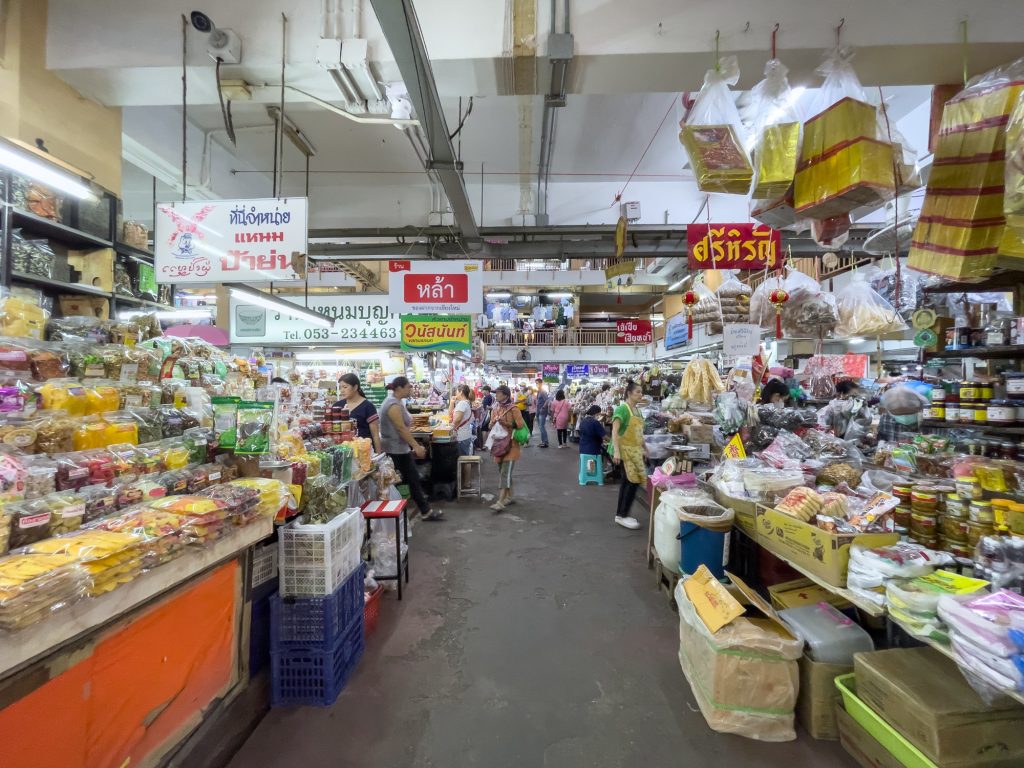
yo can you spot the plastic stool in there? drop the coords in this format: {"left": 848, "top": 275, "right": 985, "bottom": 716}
{"left": 579, "top": 454, "right": 603, "bottom": 486}
{"left": 457, "top": 455, "right": 482, "bottom": 498}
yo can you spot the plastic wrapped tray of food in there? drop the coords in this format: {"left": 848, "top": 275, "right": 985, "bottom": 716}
{"left": 226, "top": 478, "right": 292, "bottom": 520}
{"left": 86, "top": 507, "right": 187, "bottom": 569}
{"left": 0, "top": 553, "right": 86, "bottom": 631}
{"left": 147, "top": 495, "right": 231, "bottom": 544}
{"left": 199, "top": 482, "right": 262, "bottom": 526}
{"left": 26, "top": 529, "right": 144, "bottom": 597}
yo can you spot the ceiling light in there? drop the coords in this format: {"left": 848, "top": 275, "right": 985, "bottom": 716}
{"left": 545, "top": 292, "right": 572, "bottom": 299}
{"left": 487, "top": 292, "right": 512, "bottom": 299}
{"left": 847, "top": 337, "right": 865, "bottom": 344}
{"left": 227, "top": 284, "right": 335, "bottom": 328}
{"left": 266, "top": 106, "right": 317, "bottom": 157}
{"left": 668, "top": 275, "right": 693, "bottom": 292}
{"left": 0, "top": 141, "right": 92, "bottom": 199}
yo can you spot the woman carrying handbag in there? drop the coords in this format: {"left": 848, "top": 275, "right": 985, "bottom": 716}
{"left": 486, "top": 384, "right": 527, "bottom": 512}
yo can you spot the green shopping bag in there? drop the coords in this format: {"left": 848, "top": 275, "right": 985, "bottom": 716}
{"left": 513, "top": 425, "right": 530, "bottom": 445}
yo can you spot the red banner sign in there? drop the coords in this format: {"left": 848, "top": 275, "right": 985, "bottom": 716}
{"left": 616, "top": 319, "right": 653, "bottom": 345}
{"left": 403, "top": 273, "right": 469, "bottom": 304}
{"left": 389, "top": 260, "right": 412, "bottom": 272}
{"left": 687, "top": 223, "right": 781, "bottom": 270}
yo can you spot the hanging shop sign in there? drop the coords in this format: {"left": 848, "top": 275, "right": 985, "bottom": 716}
{"left": 664, "top": 313, "right": 690, "bottom": 350}
{"left": 400, "top": 314, "right": 473, "bottom": 352}
{"left": 154, "top": 197, "right": 308, "bottom": 284}
{"left": 388, "top": 260, "right": 483, "bottom": 314}
{"left": 541, "top": 363, "right": 561, "bottom": 383}
{"left": 565, "top": 364, "right": 590, "bottom": 379}
{"left": 604, "top": 259, "right": 636, "bottom": 282}
{"left": 722, "top": 323, "right": 762, "bottom": 357}
{"left": 686, "top": 223, "right": 781, "bottom": 270}
{"left": 229, "top": 294, "right": 398, "bottom": 344}
{"left": 590, "top": 364, "right": 610, "bottom": 376}
{"left": 615, "top": 318, "right": 653, "bottom": 345}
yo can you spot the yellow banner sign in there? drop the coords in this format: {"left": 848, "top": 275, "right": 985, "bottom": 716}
{"left": 400, "top": 314, "right": 472, "bottom": 351}
{"left": 723, "top": 432, "right": 746, "bottom": 460}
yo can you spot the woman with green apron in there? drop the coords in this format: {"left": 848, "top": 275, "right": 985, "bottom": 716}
{"left": 610, "top": 379, "right": 647, "bottom": 530}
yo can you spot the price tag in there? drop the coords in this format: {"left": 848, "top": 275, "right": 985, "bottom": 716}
{"left": 722, "top": 324, "right": 761, "bottom": 357}
{"left": 119, "top": 363, "right": 139, "bottom": 383}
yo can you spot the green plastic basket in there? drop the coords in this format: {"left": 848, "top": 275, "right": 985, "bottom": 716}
{"left": 834, "top": 673, "right": 938, "bottom": 768}
{"left": 396, "top": 484, "right": 410, "bottom": 499}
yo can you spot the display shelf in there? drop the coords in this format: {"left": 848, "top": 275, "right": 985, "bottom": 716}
{"left": 757, "top": 546, "right": 887, "bottom": 618}
{"left": 921, "top": 270, "right": 1023, "bottom": 294}
{"left": 11, "top": 270, "right": 113, "bottom": 298}
{"left": 922, "top": 345, "right": 1024, "bottom": 360}
{"left": 920, "top": 420, "right": 1024, "bottom": 437}
{"left": 111, "top": 294, "right": 172, "bottom": 310}
{"left": 114, "top": 241, "right": 154, "bottom": 262}
{"left": 0, "top": 519, "right": 272, "bottom": 680}
{"left": 888, "top": 613, "right": 1024, "bottom": 706}
{"left": 10, "top": 208, "right": 112, "bottom": 249}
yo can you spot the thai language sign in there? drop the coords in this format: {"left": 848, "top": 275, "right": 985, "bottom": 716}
{"left": 400, "top": 314, "right": 472, "bottom": 351}
{"left": 616, "top": 319, "right": 653, "bottom": 344}
{"left": 388, "top": 260, "right": 483, "bottom": 314}
{"left": 565, "top": 364, "right": 590, "bottom": 378}
{"left": 664, "top": 313, "right": 690, "bottom": 350}
{"left": 230, "top": 294, "right": 398, "bottom": 344}
{"left": 686, "top": 223, "right": 781, "bottom": 270}
{"left": 155, "top": 198, "right": 307, "bottom": 284}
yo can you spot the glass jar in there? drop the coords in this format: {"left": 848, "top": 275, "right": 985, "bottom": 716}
{"left": 988, "top": 399, "right": 1017, "bottom": 424}
{"left": 1000, "top": 441, "right": 1019, "bottom": 461}
{"left": 931, "top": 386, "right": 946, "bottom": 403}
{"left": 959, "top": 404, "right": 976, "bottom": 423}
{"left": 945, "top": 398, "right": 960, "bottom": 422}
{"left": 960, "top": 381, "right": 981, "bottom": 403}
{"left": 974, "top": 404, "right": 988, "bottom": 423}
{"left": 969, "top": 499, "right": 994, "bottom": 524}
{"left": 956, "top": 476, "right": 982, "bottom": 499}
{"left": 980, "top": 383, "right": 994, "bottom": 402}
{"left": 985, "top": 316, "right": 1011, "bottom": 347}
{"left": 1005, "top": 372, "right": 1024, "bottom": 397}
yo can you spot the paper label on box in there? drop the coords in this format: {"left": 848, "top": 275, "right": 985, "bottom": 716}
{"left": 119, "top": 363, "right": 139, "bottom": 383}
{"left": 19, "top": 512, "right": 50, "bottom": 529}
{"left": 684, "top": 564, "right": 744, "bottom": 633}
{"left": 62, "top": 503, "right": 86, "bottom": 519}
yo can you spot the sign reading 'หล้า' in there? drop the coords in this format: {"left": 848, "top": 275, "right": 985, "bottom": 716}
{"left": 388, "top": 260, "right": 483, "bottom": 314}
{"left": 400, "top": 314, "right": 472, "bottom": 351}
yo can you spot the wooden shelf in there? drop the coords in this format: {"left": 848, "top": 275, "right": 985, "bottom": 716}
{"left": 114, "top": 241, "right": 155, "bottom": 262}
{"left": 923, "top": 345, "right": 1024, "bottom": 360}
{"left": 111, "top": 294, "right": 172, "bottom": 310}
{"left": 920, "top": 420, "right": 1024, "bottom": 437}
{"left": 11, "top": 208, "right": 112, "bottom": 249}
{"left": 11, "top": 271, "right": 112, "bottom": 298}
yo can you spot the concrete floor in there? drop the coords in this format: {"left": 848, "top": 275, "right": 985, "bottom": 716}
{"left": 228, "top": 444, "right": 857, "bottom": 768}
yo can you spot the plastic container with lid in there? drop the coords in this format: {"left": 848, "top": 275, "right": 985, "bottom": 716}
{"left": 1005, "top": 372, "right": 1024, "bottom": 397}
{"left": 955, "top": 476, "right": 981, "bottom": 500}
{"left": 940, "top": 515, "right": 969, "bottom": 541}
{"left": 778, "top": 603, "right": 874, "bottom": 665}
{"left": 988, "top": 400, "right": 1017, "bottom": 424}
{"left": 944, "top": 494, "right": 967, "bottom": 518}
{"left": 911, "top": 512, "right": 939, "bottom": 538}
{"left": 969, "top": 500, "right": 994, "bottom": 524}
{"left": 992, "top": 499, "right": 1013, "bottom": 529}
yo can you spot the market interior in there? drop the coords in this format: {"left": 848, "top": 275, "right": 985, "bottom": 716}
{"left": 2, "top": 0, "right": 1024, "bottom": 766}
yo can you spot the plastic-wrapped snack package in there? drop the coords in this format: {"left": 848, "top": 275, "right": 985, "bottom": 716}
{"left": 114, "top": 476, "right": 167, "bottom": 509}
{"left": 758, "top": 430, "right": 812, "bottom": 469}
{"left": 199, "top": 482, "right": 261, "bottom": 527}
{"left": 867, "top": 262, "right": 921, "bottom": 321}
{"left": 148, "top": 495, "right": 231, "bottom": 544}
{"left": 749, "top": 59, "right": 802, "bottom": 199}
{"left": 234, "top": 401, "right": 274, "bottom": 455}
{"left": 37, "top": 378, "right": 88, "bottom": 415}
{"left": 749, "top": 274, "right": 785, "bottom": 329}
{"left": 227, "top": 477, "right": 293, "bottom": 521}
{"left": 0, "top": 293, "right": 49, "bottom": 340}
{"left": 212, "top": 396, "right": 240, "bottom": 449}
{"left": 28, "top": 344, "right": 69, "bottom": 381}
{"left": 834, "top": 273, "right": 908, "bottom": 337}
{"left": 0, "top": 553, "right": 87, "bottom": 631}
{"left": 689, "top": 280, "right": 721, "bottom": 326}
{"left": 28, "top": 529, "right": 144, "bottom": 597}
{"left": 1005, "top": 90, "right": 1024, "bottom": 242}
{"left": 79, "top": 483, "right": 119, "bottom": 524}
{"left": 679, "top": 56, "right": 753, "bottom": 194}
{"left": 715, "top": 272, "right": 753, "bottom": 327}
{"left": 86, "top": 506, "right": 187, "bottom": 569}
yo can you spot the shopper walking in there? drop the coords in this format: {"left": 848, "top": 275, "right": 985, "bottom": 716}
{"left": 380, "top": 376, "right": 443, "bottom": 521}
{"left": 452, "top": 384, "right": 474, "bottom": 457}
{"left": 610, "top": 379, "right": 647, "bottom": 530}
{"left": 535, "top": 382, "right": 551, "bottom": 448}
{"left": 476, "top": 385, "right": 494, "bottom": 449}
{"left": 488, "top": 384, "right": 526, "bottom": 512}
{"left": 333, "top": 372, "right": 381, "bottom": 454}
{"left": 523, "top": 386, "right": 537, "bottom": 439}
{"left": 550, "top": 389, "right": 572, "bottom": 447}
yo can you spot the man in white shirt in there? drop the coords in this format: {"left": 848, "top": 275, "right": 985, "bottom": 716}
{"left": 452, "top": 384, "right": 475, "bottom": 456}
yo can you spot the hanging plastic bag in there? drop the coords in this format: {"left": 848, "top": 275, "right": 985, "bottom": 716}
{"left": 689, "top": 279, "right": 720, "bottom": 326}
{"left": 750, "top": 59, "right": 802, "bottom": 199}
{"left": 715, "top": 271, "right": 753, "bottom": 326}
{"left": 868, "top": 260, "right": 921, "bottom": 321}
{"left": 834, "top": 273, "right": 908, "bottom": 338}
{"left": 679, "top": 56, "right": 753, "bottom": 194}
{"left": 811, "top": 214, "right": 851, "bottom": 248}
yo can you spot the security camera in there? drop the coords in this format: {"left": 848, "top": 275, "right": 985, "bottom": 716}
{"left": 189, "top": 10, "right": 242, "bottom": 64}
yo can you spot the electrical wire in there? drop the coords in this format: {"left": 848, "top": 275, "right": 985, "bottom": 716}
{"left": 181, "top": 14, "right": 188, "bottom": 201}
{"left": 612, "top": 95, "right": 677, "bottom": 205}
{"left": 215, "top": 58, "right": 237, "bottom": 145}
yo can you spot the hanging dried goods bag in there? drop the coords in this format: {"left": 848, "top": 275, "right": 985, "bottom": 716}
{"left": 908, "top": 57, "right": 1024, "bottom": 280}
{"left": 794, "top": 48, "right": 896, "bottom": 220}
{"left": 679, "top": 56, "right": 754, "bottom": 195}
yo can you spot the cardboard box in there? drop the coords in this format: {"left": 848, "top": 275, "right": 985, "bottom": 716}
{"left": 685, "top": 424, "right": 714, "bottom": 443}
{"left": 712, "top": 486, "right": 757, "bottom": 538}
{"left": 755, "top": 505, "right": 899, "bottom": 587}
{"left": 66, "top": 247, "right": 115, "bottom": 292}
{"left": 768, "top": 578, "right": 852, "bottom": 611}
{"left": 59, "top": 295, "right": 109, "bottom": 320}
{"left": 854, "top": 648, "right": 1024, "bottom": 767}
{"left": 797, "top": 655, "right": 851, "bottom": 740}
{"left": 836, "top": 705, "right": 905, "bottom": 768}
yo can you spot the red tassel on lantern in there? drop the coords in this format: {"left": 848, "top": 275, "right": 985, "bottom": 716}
{"left": 682, "top": 289, "right": 698, "bottom": 338}
{"left": 768, "top": 288, "right": 789, "bottom": 340}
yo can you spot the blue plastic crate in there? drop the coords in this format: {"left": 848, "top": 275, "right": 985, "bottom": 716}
{"left": 271, "top": 563, "right": 363, "bottom": 649}
{"left": 270, "top": 614, "right": 364, "bottom": 707}
{"left": 249, "top": 592, "right": 272, "bottom": 676}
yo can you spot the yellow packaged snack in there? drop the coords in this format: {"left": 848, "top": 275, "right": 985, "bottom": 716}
{"left": 38, "top": 379, "right": 88, "bottom": 416}
{"left": 85, "top": 381, "right": 121, "bottom": 415}
{"left": 0, "top": 297, "right": 48, "bottom": 340}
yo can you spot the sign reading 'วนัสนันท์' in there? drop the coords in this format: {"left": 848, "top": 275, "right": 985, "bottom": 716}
{"left": 154, "top": 198, "right": 308, "bottom": 284}
{"left": 400, "top": 315, "right": 473, "bottom": 352}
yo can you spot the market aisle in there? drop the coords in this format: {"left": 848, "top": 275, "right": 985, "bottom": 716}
{"left": 229, "top": 446, "right": 855, "bottom": 768}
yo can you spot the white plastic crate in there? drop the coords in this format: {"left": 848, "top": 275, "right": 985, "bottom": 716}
{"left": 251, "top": 541, "right": 279, "bottom": 590}
{"left": 279, "top": 507, "right": 363, "bottom": 597}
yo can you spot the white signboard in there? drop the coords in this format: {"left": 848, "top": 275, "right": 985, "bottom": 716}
{"left": 229, "top": 294, "right": 399, "bottom": 345}
{"left": 722, "top": 323, "right": 762, "bottom": 357}
{"left": 387, "top": 260, "right": 483, "bottom": 314}
{"left": 154, "top": 197, "right": 307, "bottom": 284}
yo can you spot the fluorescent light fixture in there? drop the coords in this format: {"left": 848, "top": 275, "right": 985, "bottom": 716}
{"left": 227, "top": 284, "right": 335, "bottom": 328}
{"left": 0, "top": 142, "right": 92, "bottom": 199}
{"left": 847, "top": 337, "right": 865, "bottom": 344}
{"left": 295, "top": 351, "right": 390, "bottom": 361}
{"left": 545, "top": 292, "right": 573, "bottom": 299}
{"left": 487, "top": 292, "right": 512, "bottom": 299}
{"left": 668, "top": 275, "right": 693, "bottom": 292}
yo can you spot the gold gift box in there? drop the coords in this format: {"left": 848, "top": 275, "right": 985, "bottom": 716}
{"left": 794, "top": 137, "right": 895, "bottom": 218}
{"left": 928, "top": 157, "right": 1006, "bottom": 191}
{"left": 907, "top": 241, "right": 999, "bottom": 280}
{"left": 751, "top": 194, "right": 796, "bottom": 229}
{"left": 1003, "top": 93, "right": 1024, "bottom": 237}
{"left": 940, "top": 83, "right": 1024, "bottom": 133}
{"left": 753, "top": 122, "right": 800, "bottom": 199}
{"left": 679, "top": 124, "right": 753, "bottom": 194}
{"left": 801, "top": 97, "right": 878, "bottom": 163}
{"left": 919, "top": 190, "right": 1005, "bottom": 222}
{"left": 934, "top": 125, "right": 1009, "bottom": 159}
{"left": 914, "top": 218, "right": 1006, "bottom": 253}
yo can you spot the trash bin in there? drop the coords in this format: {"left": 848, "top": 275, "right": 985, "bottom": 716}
{"left": 679, "top": 505, "right": 734, "bottom": 580}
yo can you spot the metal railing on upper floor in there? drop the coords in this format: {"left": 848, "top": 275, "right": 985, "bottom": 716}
{"left": 478, "top": 327, "right": 641, "bottom": 348}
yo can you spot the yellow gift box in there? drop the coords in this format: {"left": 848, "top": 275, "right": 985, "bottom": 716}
{"left": 920, "top": 190, "right": 1006, "bottom": 222}
{"left": 794, "top": 137, "right": 895, "bottom": 218}
{"left": 928, "top": 157, "right": 1006, "bottom": 192}
{"left": 679, "top": 124, "right": 753, "bottom": 195}
{"left": 940, "top": 83, "right": 1024, "bottom": 133}
{"left": 801, "top": 97, "right": 878, "bottom": 163}
{"left": 914, "top": 218, "right": 1006, "bottom": 253}
{"left": 907, "top": 241, "right": 999, "bottom": 280}
{"left": 753, "top": 122, "right": 800, "bottom": 199}
{"left": 1004, "top": 93, "right": 1024, "bottom": 236}
{"left": 934, "top": 125, "right": 1009, "bottom": 160}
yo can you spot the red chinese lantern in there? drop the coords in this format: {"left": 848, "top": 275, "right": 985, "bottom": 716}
{"left": 768, "top": 287, "right": 789, "bottom": 339}
{"left": 682, "top": 289, "right": 699, "bottom": 338}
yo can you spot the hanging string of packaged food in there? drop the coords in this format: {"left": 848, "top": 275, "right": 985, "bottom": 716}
{"left": 750, "top": 59, "right": 802, "bottom": 201}
{"left": 679, "top": 56, "right": 754, "bottom": 194}
{"left": 794, "top": 48, "right": 897, "bottom": 230}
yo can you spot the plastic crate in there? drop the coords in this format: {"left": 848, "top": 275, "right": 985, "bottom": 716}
{"left": 271, "top": 563, "right": 364, "bottom": 649}
{"left": 279, "top": 507, "right": 363, "bottom": 597}
{"left": 834, "top": 674, "right": 938, "bottom": 768}
{"left": 364, "top": 584, "right": 384, "bottom": 635}
{"left": 249, "top": 591, "right": 273, "bottom": 676}
{"left": 271, "top": 613, "right": 364, "bottom": 707}
{"left": 251, "top": 541, "right": 279, "bottom": 591}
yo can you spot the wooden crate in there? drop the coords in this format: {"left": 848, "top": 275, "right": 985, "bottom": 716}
{"left": 653, "top": 557, "right": 680, "bottom": 612}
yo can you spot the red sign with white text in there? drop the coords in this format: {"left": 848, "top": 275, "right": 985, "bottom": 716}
{"left": 389, "top": 260, "right": 411, "bottom": 272}
{"left": 687, "top": 223, "right": 781, "bottom": 270}
{"left": 616, "top": 319, "right": 653, "bottom": 345}
{"left": 403, "top": 273, "right": 469, "bottom": 305}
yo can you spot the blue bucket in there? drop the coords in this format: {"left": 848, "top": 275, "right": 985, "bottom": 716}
{"left": 679, "top": 521, "right": 730, "bottom": 579}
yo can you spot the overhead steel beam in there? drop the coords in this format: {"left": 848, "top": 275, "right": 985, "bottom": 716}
{"left": 368, "top": 0, "right": 479, "bottom": 241}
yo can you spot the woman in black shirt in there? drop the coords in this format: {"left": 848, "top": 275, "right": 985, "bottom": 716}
{"left": 334, "top": 372, "right": 381, "bottom": 453}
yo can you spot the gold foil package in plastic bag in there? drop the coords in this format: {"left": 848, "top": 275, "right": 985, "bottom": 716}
{"left": 680, "top": 125, "right": 753, "bottom": 194}
{"left": 753, "top": 122, "right": 800, "bottom": 199}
